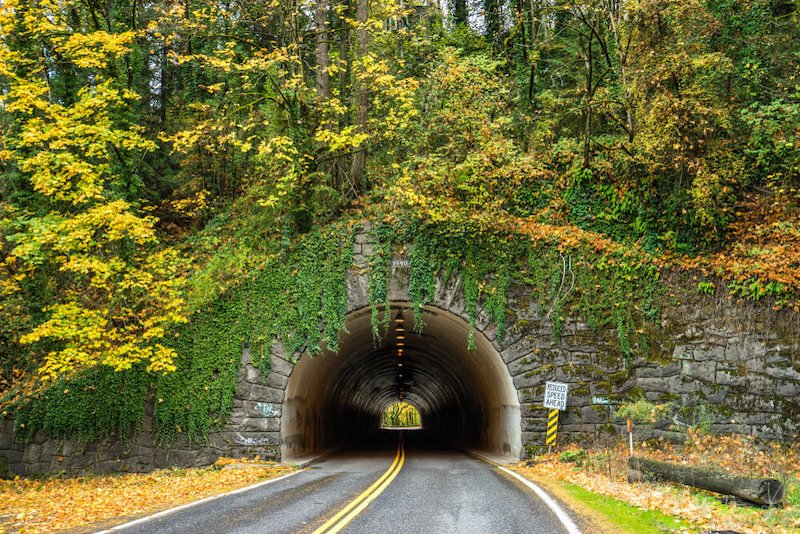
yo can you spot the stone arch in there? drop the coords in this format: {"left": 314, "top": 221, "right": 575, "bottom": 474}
{"left": 280, "top": 301, "right": 522, "bottom": 460}
{"left": 231, "top": 233, "right": 800, "bottom": 464}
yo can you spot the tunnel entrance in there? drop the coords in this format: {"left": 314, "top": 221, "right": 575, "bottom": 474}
{"left": 281, "top": 303, "right": 521, "bottom": 460}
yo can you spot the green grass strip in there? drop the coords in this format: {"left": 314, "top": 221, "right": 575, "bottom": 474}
{"left": 560, "top": 482, "right": 690, "bottom": 533}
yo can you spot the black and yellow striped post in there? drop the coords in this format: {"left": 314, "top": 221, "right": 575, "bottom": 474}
{"left": 546, "top": 408, "right": 559, "bottom": 450}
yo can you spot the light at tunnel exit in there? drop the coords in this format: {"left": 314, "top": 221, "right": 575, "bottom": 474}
{"left": 382, "top": 402, "right": 421, "bottom": 428}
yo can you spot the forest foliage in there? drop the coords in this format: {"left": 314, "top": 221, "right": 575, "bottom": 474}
{"left": 0, "top": 0, "right": 798, "bottom": 436}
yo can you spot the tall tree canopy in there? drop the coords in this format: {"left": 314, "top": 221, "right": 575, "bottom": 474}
{"left": 0, "top": 0, "right": 798, "bottom": 395}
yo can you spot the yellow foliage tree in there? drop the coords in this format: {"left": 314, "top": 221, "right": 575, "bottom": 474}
{"left": 0, "top": 1, "right": 188, "bottom": 382}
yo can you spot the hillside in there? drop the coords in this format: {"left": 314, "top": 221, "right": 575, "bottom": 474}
{"left": 0, "top": 0, "right": 798, "bottom": 432}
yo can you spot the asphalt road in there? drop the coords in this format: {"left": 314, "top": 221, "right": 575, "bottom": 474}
{"left": 108, "top": 432, "right": 574, "bottom": 534}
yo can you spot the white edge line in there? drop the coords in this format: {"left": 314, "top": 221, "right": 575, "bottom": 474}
{"left": 94, "top": 468, "right": 303, "bottom": 533}
{"left": 496, "top": 465, "right": 583, "bottom": 534}
{"left": 468, "top": 450, "right": 581, "bottom": 534}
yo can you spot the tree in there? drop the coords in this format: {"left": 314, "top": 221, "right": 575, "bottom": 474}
{"left": 627, "top": 0, "right": 737, "bottom": 232}
{"left": 0, "top": 1, "right": 187, "bottom": 383}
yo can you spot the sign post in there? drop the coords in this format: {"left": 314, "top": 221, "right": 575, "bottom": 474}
{"left": 546, "top": 409, "right": 559, "bottom": 448}
{"left": 543, "top": 381, "right": 569, "bottom": 453}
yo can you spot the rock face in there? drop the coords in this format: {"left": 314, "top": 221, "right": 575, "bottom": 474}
{"left": 1, "top": 228, "right": 798, "bottom": 475}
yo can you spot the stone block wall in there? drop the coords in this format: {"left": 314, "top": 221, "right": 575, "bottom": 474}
{"left": 504, "top": 282, "right": 800, "bottom": 450}
{"left": 0, "top": 346, "right": 292, "bottom": 477}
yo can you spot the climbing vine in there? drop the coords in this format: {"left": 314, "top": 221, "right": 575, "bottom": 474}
{"left": 9, "top": 212, "right": 662, "bottom": 447}
{"left": 13, "top": 365, "right": 149, "bottom": 445}
{"left": 368, "top": 214, "right": 661, "bottom": 356}
{"left": 367, "top": 223, "right": 395, "bottom": 339}
{"left": 369, "top": 218, "right": 523, "bottom": 347}
{"left": 154, "top": 225, "right": 355, "bottom": 444}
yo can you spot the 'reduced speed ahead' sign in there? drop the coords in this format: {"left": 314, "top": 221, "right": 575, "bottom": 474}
{"left": 543, "top": 381, "right": 569, "bottom": 411}
{"left": 543, "top": 381, "right": 569, "bottom": 447}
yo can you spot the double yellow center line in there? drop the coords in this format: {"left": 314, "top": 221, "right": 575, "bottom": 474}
{"left": 312, "top": 435, "right": 406, "bottom": 534}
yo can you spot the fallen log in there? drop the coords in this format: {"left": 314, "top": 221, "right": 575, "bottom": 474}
{"left": 628, "top": 456, "right": 784, "bottom": 507}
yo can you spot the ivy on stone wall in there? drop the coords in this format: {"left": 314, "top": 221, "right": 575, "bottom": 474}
{"left": 155, "top": 226, "right": 355, "bottom": 444}
{"left": 523, "top": 245, "right": 657, "bottom": 360}
{"left": 367, "top": 223, "right": 395, "bottom": 339}
{"left": 155, "top": 294, "right": 245, "bottom": 445}
{"left": 13, "top": 365, "right": 149, "bottom": 445}
{"left": 369, "top": 215, "right": 661, "bottom": 356}
{"left": 10, "top": 213, "right": 661, "bottom": 446}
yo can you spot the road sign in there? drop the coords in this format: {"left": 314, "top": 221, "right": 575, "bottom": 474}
{"left": 543, "top": 381, "right": 569, "bottom": 411}
{"left": 546, "top": 409, "right": 559, "bottom": 446}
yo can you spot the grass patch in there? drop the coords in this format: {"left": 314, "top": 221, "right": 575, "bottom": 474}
{"left": 786, "top": 477, "right": 800, "bottom": 508}
{"left": 560, "top": 482, "right": 690, "bottom": 533}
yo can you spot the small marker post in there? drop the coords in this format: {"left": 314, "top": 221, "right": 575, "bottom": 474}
{"left": 627, "top": 417, "right": 634, "bottom": 457}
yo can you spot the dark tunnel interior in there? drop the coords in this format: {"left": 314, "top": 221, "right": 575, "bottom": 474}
{"left": 281, "top": 303, "right": 521, "bottom": 459}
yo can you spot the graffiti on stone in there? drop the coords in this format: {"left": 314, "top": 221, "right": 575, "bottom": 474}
{"left": 254, "top": 402, "right": 281, "bottom": 417}
{"left": 234, "top": 433, "right": 274, "bottom": 447}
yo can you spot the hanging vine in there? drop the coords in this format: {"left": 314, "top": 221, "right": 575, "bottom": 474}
{"left": 10, "top": 213, "right": 663, "bottom": 446}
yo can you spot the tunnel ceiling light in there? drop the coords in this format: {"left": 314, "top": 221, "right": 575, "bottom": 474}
{"left": 398, "top": 363, "right": 403, "bottom": 367}
{"left": 396, "top": 335, "right": 405, "bottom": 340}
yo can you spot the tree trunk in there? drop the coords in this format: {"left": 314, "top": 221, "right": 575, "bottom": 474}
{"left": 628, "top": 457, "right": 784, "bottom": 507}
{"left": 337, "top": 1, "right": 351, "bottom": 101}
{"left": 315, "top": 0, "right": 330, "bottom": 99}
{"left": 454, "top": 0, "right": 468, "bottom": 26}
{"left": 583, "top": 34, "right": 593, "bottom": 168}
{"left": 608, "top": 9, "right": 635, "bottom": 144}
{"left": 349, "top": 0, "right": 369, "bottom": 195}
{"left": 484, "top": 0, "right": 501, "bottom": 44}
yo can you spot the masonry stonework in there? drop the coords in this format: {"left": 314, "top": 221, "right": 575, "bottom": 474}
{"left": 1, "top": 228, "right": 798, "bottom": 476}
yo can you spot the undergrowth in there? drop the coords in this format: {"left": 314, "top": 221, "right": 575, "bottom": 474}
{"left": 519, "top": 431, "right": 800, "bottom": 534}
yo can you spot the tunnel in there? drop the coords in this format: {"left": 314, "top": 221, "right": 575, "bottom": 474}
{"left": 281, "top": 303, "right": 521, "bottom": 460}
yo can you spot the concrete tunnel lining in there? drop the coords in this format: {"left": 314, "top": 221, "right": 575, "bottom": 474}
{"left": 281, "top": 303, "right": 522, "bottom": 460}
